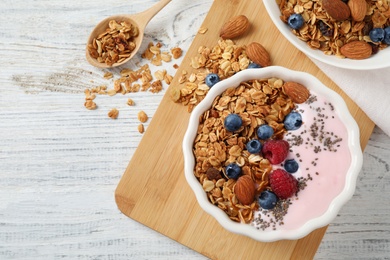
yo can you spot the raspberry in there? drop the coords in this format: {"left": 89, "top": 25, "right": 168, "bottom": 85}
{"left": 262, "top": 139, "right": 289, "bottom": 164}
{"left": 269, "top": 169, "right": 298, "bottom": 199}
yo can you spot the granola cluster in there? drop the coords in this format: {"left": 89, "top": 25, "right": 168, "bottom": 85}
{"left": 170, "top": 39, "right": 252, "bottom": 112}
{"left": 277, "top": 0, "right": 390, "bottom": 57}
{"left": 193, "top": 78, "right": 296, "bottom": 223}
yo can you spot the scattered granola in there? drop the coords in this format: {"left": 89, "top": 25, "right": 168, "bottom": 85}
{"left": 137, "top": 110, "right": 148, "bottom": 123}
{"left": 103, "top": 72, "right": 114, "bottom": 79}
{"left": 84, "top": 89, "right": 97, "bottom": 110}
{"left": 170, "top": 39, "right": 256, "bottom": 112}
{"left": 198, "top": 27, "right": 209, "bottom": 34}
{"left": 108, "top": 108, "right": 119, "bottom": 119}
{"left": 83, "top": 41, "right": 179, "bottom": 133}
{"left": 171, "top": 47, "right": 183, "bottom": 59}
{"left": 138, "top": 123, "right": 145, "bottom": 133}
{"left": 127, "top": 98, "right": 135, "bottom": 106}
{"left": 142, "top": 43, "right": 182, "bottom": 66}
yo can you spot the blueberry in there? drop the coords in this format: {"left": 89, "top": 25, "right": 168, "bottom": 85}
{"left": 284, "top": 159, "right": 299, "bottom": 173}
{"left": 205, "top": 73, "right": 220, "bottom": 88}
{"left": 224, "top": 114, "right": 242, "bottom": 132}
{"left": 225, "top": 163, "right": 241, "bottom": 179}
{"left": 247, "top": 62, "right": 261, "bottom": 69}
{"left": 246, "top": 139, "right": 262, "bottom": 154}
{"left": 284, "top": 112, "right": 302, "bottom": 131}
{"left": 257, "top": 124, "right": 274, "bottom": 140}
{"left": 384, "top": 27, "right": 390, "bottom": 45}
{"left": 369, "top": 28, "right": 385, "bottom": 43}
{"left": 287, "top": 13, "right": 304, "bottom": 30}
{"left": 258, "top": 190, "right": 279, "bottom": 210}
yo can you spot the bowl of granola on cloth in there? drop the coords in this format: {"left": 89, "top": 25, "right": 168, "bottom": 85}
{"left": 182, "top": 66, "right": 363, "bottom": 241}
{"left": 263, "top": 0, "right": 390, "bottom": 70}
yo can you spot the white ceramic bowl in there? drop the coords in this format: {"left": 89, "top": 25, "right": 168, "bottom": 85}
{"left": 263, "top": 0, "right": 390, "bottom": 70}
{"left": 183, "top": 66, "right": 363, "bottom": 242}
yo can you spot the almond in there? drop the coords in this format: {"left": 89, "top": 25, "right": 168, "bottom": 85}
{"left": 219, "top": 15, "right": 250, "bottom": 39}
{"left": 282, "top": 82, "right": 310, "bottom": 104}
{"left": 340, "top": 41, "right": 372, "bottom": 59}
{"left": 234, "top": 175, "right": 255, "bottom": 205}
{"left": 348, "top": 0, "right": 367, "bottom": 22}
{"left": 322, "top": 0, "right": 351, "bottom": 21}
{"left": 246, "top": 42, "right": 271, "bottom": 67}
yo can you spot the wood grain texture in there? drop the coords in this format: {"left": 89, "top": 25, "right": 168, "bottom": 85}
{"left": 0, "top": 0, "right": 389, "bottom": 259}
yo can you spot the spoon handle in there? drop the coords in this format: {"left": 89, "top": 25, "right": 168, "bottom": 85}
{"left": 132, "top": 0, "right": 172, "bottom": 29}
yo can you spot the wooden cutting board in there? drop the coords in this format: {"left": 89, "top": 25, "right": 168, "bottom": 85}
{"left": 115, "top": 0, "right": 374, "bottom": 259}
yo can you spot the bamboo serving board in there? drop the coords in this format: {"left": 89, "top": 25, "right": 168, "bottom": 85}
{"left": 115, "top": 0, "right": 374, "bottom": 259}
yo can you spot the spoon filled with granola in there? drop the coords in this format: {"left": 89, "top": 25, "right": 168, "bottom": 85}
{"left": 86, "top": 0, "right": 171, "bottom": 68}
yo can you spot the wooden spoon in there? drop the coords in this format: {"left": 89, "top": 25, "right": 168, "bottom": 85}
{"left": 86, "top": 0, "right": 172, "bottom": 68}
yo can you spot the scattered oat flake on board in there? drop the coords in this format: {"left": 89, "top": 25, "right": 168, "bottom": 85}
{"left": 84, "top": 100, "right": 97, "bottom": 110}
{"left": 170, "top": 39, "right": 261, "bottom": 110}
{"left": 127, "top": 98, "right": 135, "bottom": 106}
{"left": 103, "top": 72, "right": 114, "bottom": 79}
{"left": 150, "top": 80, "right": 163, "bottom": 93}
{"left": 171, "top": 47, "right": 183, "bottom": 59}
{"left": 142, "top": 42, "right": 174, "bottom": 66}
{"left": 198, "top": 27, "right": 208, "bottom": 34}
{"left": 164, "top": 74, "right": 173, "bottom": 85}
{"left": 137, "top": 110, "right": 148, "bottom": 123}
{"left": 154, "top": 70, "right": 167, "bottom": 80}
{"left": 138, "top": 123, "right": 145, "bottom": 133}
{"left": 84, "top": 89, "right": 97, "bottom": 110}
{"left": 108, "top": 108, "right": 119, "bottom": 119}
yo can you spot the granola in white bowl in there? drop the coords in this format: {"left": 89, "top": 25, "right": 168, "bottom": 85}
{"left": 183, "top": 66, "right": 363, "bottom": 241}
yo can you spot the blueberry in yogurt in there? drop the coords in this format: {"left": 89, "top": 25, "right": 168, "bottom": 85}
{"left": 284, "top": 112, "right": 302, "bottom": 131}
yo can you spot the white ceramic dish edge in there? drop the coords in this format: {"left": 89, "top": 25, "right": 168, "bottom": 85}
{"left": 263, "top": 0, "right": 390, "bottom": 70}
{"left": 182, "top": 66, "right": 363, "bottom": 242}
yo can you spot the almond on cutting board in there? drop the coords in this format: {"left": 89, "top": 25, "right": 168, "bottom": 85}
{"left": 340, "top": 41, "right": 372, "bottom": 59}
{"left": 246, "top": 42, "right": 271, "bottom": 67}
{"left": 219, "top": 15, "right": 250, "bottom": 39}
{"left": 322, "top": 0, "right": 351, "bottom": 21}
{"left": 348, "top": 0, "right": 367, "bottom": 22}
{"left": 282, "top": 82, "right": 310, "bottom": 104}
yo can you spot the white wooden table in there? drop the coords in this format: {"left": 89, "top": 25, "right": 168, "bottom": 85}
{"left": 1, "top": 0, "right": 389, "bottom": 259}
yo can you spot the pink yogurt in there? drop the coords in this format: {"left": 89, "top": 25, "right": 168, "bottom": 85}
{"left": 251, "top": 92, "right": 351, "bottom": 230}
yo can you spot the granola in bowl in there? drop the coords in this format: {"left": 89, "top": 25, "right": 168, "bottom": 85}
{"left": 183, "top": 66, "right": 362, "bottom": 241}
{"left": 264, "top": 0, "right": 390, "bottom": 69}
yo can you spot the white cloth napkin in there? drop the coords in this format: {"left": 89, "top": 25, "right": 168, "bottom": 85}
{"left": 310, "top": 59, "right": 390, "bottom": 137}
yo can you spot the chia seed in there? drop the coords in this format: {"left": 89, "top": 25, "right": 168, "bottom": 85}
{"left": 252, "top": 199, "right": 292, "bottom": 231}
{"left": 306, "top": 95, "right": 317, "bottom": 104}
{"left": 305, "top": 96, "right": 343, "bottom": 154}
